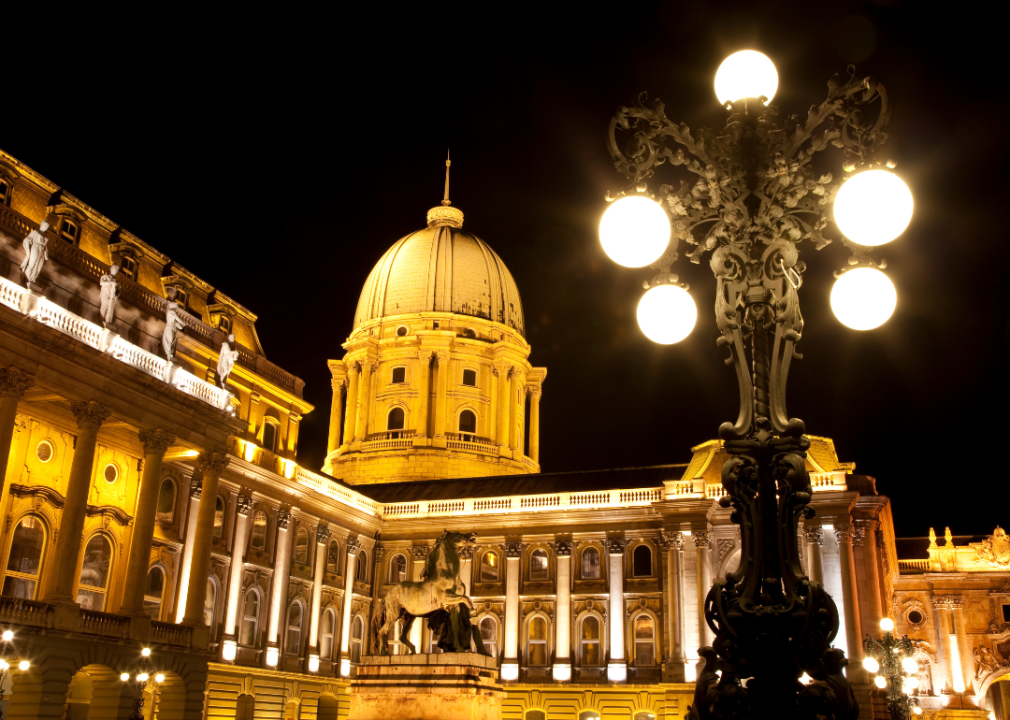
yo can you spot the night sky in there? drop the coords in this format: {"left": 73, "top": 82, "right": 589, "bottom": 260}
{"left": 4, "top": 3, "right": 1006, "bottom": 539}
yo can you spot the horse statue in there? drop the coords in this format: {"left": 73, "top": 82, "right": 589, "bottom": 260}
{"left": 371, "top": 529, "right": 477, "bottom": 655}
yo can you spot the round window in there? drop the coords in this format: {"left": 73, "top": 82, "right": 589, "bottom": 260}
{"left": 907, "top": 609, "right": 924, "bottom": 625}
{"left": 104, "top": 463, "right": 119, "bottom": 483}
{"left": 396, "top": 326, "right": 408, "bottom": 337}
{"left": 36, "top": 440, "right": 54, "bottom": 463}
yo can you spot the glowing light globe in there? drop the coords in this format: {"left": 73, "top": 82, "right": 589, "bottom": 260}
{"left": 2, "top": 630, "right": 12, "bottom": 641}
{"left": 120, "top": 672, "right": 130, "bottom": 682}
{"left": 903, "top": 676, "right": 919, "bottom": 693}
{"left": 600, "top": 195, "right": 671, "bottom": 268}
{"left": 902, "top": 657, "right": 919, "bottom": 674}
{"left": 831, "top": 268, "right": 897, "bottom": 330}
{"left": 637, "top": 285, "right": 697, "bottom": 344}
{"left": 834, "top": 170, "right": 913, "bottom": 246}
{"left": 913, "top": 707, "right": 923, "bottom": 715}
{"left": 880, "top": 618, "right": 895, "bottom": 632}
{"left": 863, "top": 657, "right": 880, "bottom": 673}
{"left": 19, "top": 660, "right": 29, "bottom": 671}
{"left": 875, "top": 675, "right": 888, "bottom": 689}
{"left": 715, "top": 50, "right": 778, "bottom": 105}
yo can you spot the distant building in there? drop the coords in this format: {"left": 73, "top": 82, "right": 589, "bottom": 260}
{"left": 0, "top": 147, "right": 961, "bottom": 720}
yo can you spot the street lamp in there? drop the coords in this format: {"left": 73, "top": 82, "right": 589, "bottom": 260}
{"left": 118, "top": 647, "right": 164, "bottom": 720}
{"left": 602, "top": 50, "right": 913, "bottom": 720}
{"left": 863, "top": 618, "right": 923, "bottom": 720}
{"left": 0, "top": 629, "right": 31, "bottom": 720}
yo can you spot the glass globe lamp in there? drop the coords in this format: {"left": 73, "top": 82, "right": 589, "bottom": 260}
{"left": 599, "top": 195, "right": 671, "bottom": 268}
{"left": 902, "top": 656, "right": 918, "bottom": 674}
{"left": 831, "top": 268, "right": 897, "bottom": 330}
{"left": 833, "top": 170, "right": 913, "bottom": 247}
{"left": 637, "top": 285, "right": 697, "bottom": 344}
{"left": 879, "top": 618, "right": 895, "bottom": 633}
{"left": 874, "top": 675, "right": 887, "bottom": 689}
{"left": 714, "top": 50, "right": 778, "bottom": 105}
{"left": 863, "top": 657, "right": 880, "bottom": 673}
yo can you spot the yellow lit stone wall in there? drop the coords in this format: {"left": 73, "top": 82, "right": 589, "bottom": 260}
{"left": 501, "top": 683, "right": 694, "bottom": 719}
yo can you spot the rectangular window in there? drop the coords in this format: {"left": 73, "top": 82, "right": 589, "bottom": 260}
{"left": 392, "top": 367, "right": 406, "bottom": 384}
{"left": 60, "top": 218, "right": 79, "bottom": 244}
{"left": 462, "top": 369, "right": 477, "bottom": 386}
{"left": 120, "top": 255, "right": 137, "bottom": 279}
{"left": 0, "top": 179, "right": 10, "bottom": 205}
{"left": 1003, "top": 604, "right": 1010, "bottom": 623}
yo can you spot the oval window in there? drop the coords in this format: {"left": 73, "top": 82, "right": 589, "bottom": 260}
{"left": 396, "top": 326, "right": 408, "bottom": 337}
{"left": 36, "top": 440, "right": 54, "bottom": 463}
{"left": 104, "top": 463, "right": 119, "bottom": 483}
{"left": 908, "top": 609, "right": 923, "bottom": 624}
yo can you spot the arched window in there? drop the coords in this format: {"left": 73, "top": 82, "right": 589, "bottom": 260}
{"left": 388, "top": 554, "right": 407, "bottom": 583}
{"left": 633, "top": 614, "right": 656, "bottom": 666}
{"left": 480, "top": 551, "right": 499, "bottom": 581}
{"left": 527, "top": 616, "right": 549, "bottom": 666}
{"left": 320, "top": 608, "right": 336, "bottom": 659}
{"left": 250, "top": 511, "right": 268, "bottom": 550}
{"left": 262, "top": 419, "right": 279, "bottom": 453}
{"left": 351, "top": 615, "right": 365, "bottom": 663}
{"left": 388, "top": 407, "right": 405, "bottom": 438}
{"left": 581, "top": 547, "right": 600, "bottom": 579}
{"left": 156, "top": 478, "right": 176, "bottom": 521}
{"left": 236, "top": 694, "right": 255, "bottom": 720}
{"left": 356, "top": 551, "right": 368, "bottom": 582}
{"left": 294, "top": 528, "right": 309, "bottom": 565}
{"left": 144, "top": 566, "right": 166, "bottom": 619}
{"left": 205, "top": 577, "right": 218, "bottom": 632}
{"left": 580, "top": 615, "right": 602, "bottom": 666}
{"left": 2, "top": 516, "right": 46, "bottom": 599}
{"left": 526, "top": 712, "right": 547, "bottom": 720}
{"left": 240, "top": 589, "right": 261, "bottom": 646}
{"left": 213, "top": 496, "right": 226, "bottom": 538}
{"left": 327, "top": 539, "right": 341, "bottom": 574}
{"left": 286, "top": 602, "right": 303, "bottom": 654}
{"left": 579, "top": 712, "right": 601, "bottom": 720}
{"left": 633, "top": 714, "right": 657, "bottom": 720}
{"left": 633, "top": 545, "right": 652, "bottom": 577}
{"left": 530, "top": 549, "right": 549, "bottom": 581}
{"left": 479, "top": 616, "right": 499, "bottom": 659}
{"left": 458, "top": 410, "right": 477, "bottom": 440}
{"left": 77, "top": 534, "right": 113, "bottom": 611}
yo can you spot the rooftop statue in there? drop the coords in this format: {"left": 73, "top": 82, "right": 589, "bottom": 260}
{"left": 20, "top": 220, "right": 50, "bottom": 289}
{"left": 99, "top": 265, "right": 120, "bottom": 329}
{"left": 217, "top": 334, "right": 239, "bottom": 388}
{"left": 372, "top": 529, "right": 483, "bottom": 655}
{"left": 162, "top": 300, "right": 185, "bottom": 362}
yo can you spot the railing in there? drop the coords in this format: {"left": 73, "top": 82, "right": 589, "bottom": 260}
{"left": 362, "top": 430, "right": 415, "bottom": 450}
{"left": 898, "top": 558, "right": 931, "bottom": 573}
{"left": 294, "top": 467, "right": 382, "bottom": 517}
{"left": 0, "top": 597, "right": 54, "bottom": 627}
{"left": 80, "top": 609, "right": 130, "bottom": 639}
{"left": 382, "top": 486, "right": 665, "bottom": 519}
{"left": 0, "top": 276, "right": 233, "bottom": 412}
{"left": 152, "top": 620, "right": 193, "bottom": 646}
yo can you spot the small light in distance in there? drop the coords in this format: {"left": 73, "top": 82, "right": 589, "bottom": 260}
{"left": 902, "top": 656, "right": 918, "bottom": 673}
{"left": 137, "top": 673, "right": 149, "bottom": 682}
{"left": 599, "top": 196, "right": 670, "bottom": 268}
{"left": 141, "top": 647, "right": 151, "bottom": 657}
{"left": 831, "top": 268, "right": 896, "bottom": 330}
{"left": 862, "top": 656, "right": 880, "bottom": 673}
{"left": 121, "top": 672, "right": 130, "bottom": 682}
{"left": 156, "top": 673, "right": 165, "bottom": 683}
{"left": 18, "top": 660, "right": 29, "bottom": 671}
{"left": 2, "top": 630, "right": 13, "bottom": 642}
{"left": 714, "top": 50, "right": 778, "bottom": 105}
{"left": 913, "top": 708, "right": 923, "bottom": 715}
{"left": 637, "top": 285, "right": 697, "bottom": 344}
{"left": 833, "top": 170, "right": 913, "bottom": 247}
{"left": 875, "top": 675, "right": 887, "bottom": 689}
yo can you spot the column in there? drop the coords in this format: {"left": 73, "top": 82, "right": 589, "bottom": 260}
{"left": 496, "top": 363, "right": 511, "bottom": 448}
{"left": 343, "top": 363, "right": 359, "bottom": 446}
{"left": 308, "top": 524, "right": 331, "bottom": 672}
{"left": 433, "top": 351, "right": 448, "bottom": 439}
{"left": 327, "top": 378, "right": 344, "bottom": 454}
{"left": 287, "top": 413, "right": 302, "bottom": 455}
{"left": 120, "top": 429, "right": 176, "bottom": 615}
{"left": 502, "top": 541, "right": 522, "bottom": 681}
{"left": 175, "top": 477, "right": 203, "bottom": 622}
{"left": 409, "top": 545, "right": 428, "bottom": 651}
{"left": 415, "top": 351, "right": 431, "bottom": 439}
{"left": 222, "top": 493, "right": 252, "bottom": 660}
{"left": 804, "top": 525, "right": 824, "bottom": 585}
{"left": 835, "top": 522, "right": 865, "bottom": 682}
{"left": 44, "top": 401, "right": 110, "bottom": 603}
{"left": 856, "top": 520, "right": 883, "bottom": 624}
{"left": 553, "top": 540, "right": 572, "bottom": 681}
{"left": 950, "top": 596, "right": 969, "bottom": 694}
{"left": 265, "top": 509, "right": 293, "bottom": 666}
{"left": 183, "top": 452, "right": 229, "bottom": 626}
{"left": 339, "top": 537, "right": 361, "bottom": 677}
{"left": 933, "top": 597, "right": 955, "bottom": 693}
{"left": 694, "top": 530, "right": 714, "bottom": 648}
{"left": 508, "top": 371, "right": 521, "bottom": 451}
{"left": 355, "top": 362, "right": 373, "bottom": 441}
{"left": 0, "top": 368, "right": 33, "bottom": 501}
{"left": 607, "top": 538, "right": 627, "bottom": 681}
{"left": 665, "top": 532, "right": 686, "bottom": 680}
{"left": 528, "top": 387, "right": 542, "bottom": 463}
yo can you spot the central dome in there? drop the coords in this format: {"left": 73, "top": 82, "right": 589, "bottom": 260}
{"left": 354, "top": 206, "right": 525, "bottom": 336}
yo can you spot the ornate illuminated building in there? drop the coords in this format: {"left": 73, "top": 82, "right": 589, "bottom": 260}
{"left": 0, "top": 146, "right": 997, "bottom": 720}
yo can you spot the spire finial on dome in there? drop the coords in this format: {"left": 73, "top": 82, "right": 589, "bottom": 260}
{"left": 442, "top": 150, "right": 451, "bottom": 207}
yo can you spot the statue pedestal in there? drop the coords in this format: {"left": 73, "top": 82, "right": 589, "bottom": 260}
{"left": 349, "top": 653, "right": 502, "bottom": 720}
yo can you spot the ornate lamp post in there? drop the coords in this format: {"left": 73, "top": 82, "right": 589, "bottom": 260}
{"left": 118, "top": 647, "right": 165, "bottom": 720}
{"left": 0, "top": 629, "right": 30, "bottom": 720}
{"left": 601, "top": 51, "right": 913, "bottom": 720}
{"left": 863, "top": 618, "right": 923, "bottom": 720}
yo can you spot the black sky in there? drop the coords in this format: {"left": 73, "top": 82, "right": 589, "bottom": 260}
{"left": 3, "top": 2, "right": 1006, "bottom": 538}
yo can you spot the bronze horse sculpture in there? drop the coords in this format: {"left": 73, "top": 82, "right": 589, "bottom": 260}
{"left": 371, "top": 529, "right": 477, "bottom": 655}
